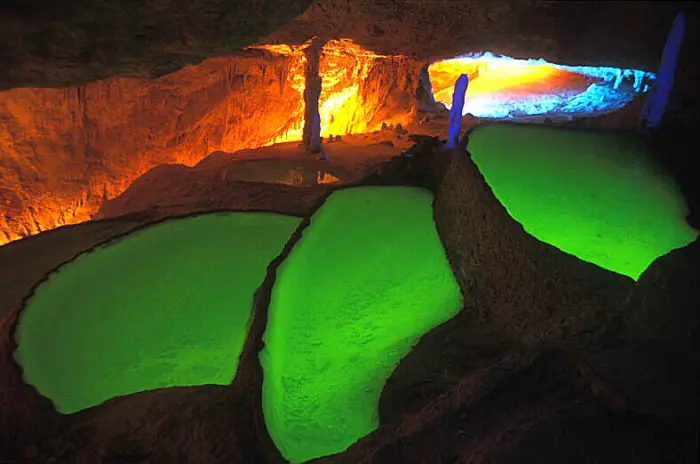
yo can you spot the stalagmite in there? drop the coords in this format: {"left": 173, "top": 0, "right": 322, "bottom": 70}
{"left": 639, "top": 11, "right": 686, "bottom": 131}
{"left": 445, "top": 74, "right": 469, "bottom": 149}
{"left": 303, "top": 38, "right": 323, "bottom": 152}
{"left": 311, "top": 112, "right": 323, "bottom": 156}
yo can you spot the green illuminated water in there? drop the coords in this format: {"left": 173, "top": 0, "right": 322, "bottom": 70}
{"left": 14, "top": 212, "right": 300, "bottom": 414}
{"left": 468, "top": 125, "right": 698, "bottom": 279}
{"left": 261, "top": 186, "right": 463, "bottom": 463}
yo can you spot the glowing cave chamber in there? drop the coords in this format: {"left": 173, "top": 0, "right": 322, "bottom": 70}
{"left": 253, "top": 39, "right": 417, "bottom": 144}
{"left": 428, "top": 53, "right": 656, "bottom": 120}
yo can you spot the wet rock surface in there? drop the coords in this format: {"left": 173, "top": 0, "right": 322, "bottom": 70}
{"left": 1, "top": 140, "right": 696, "bottom": 462}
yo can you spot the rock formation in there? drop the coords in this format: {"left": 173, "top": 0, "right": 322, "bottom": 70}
{"left": 0, "top": 3, "right": 699, "bottom": 459}
{"left": 1, "top": 1, "right": 698, "bottom": 244}
{"left": 445, "top": 74, "right": 469, "bottom": 148}
{"left": 0, "top": 129, "right": 698, "bottom": 463}
{"left": 0, "top": 45, "right": 420, "bottom": 244}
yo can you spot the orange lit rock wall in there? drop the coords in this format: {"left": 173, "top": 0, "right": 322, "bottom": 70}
{"left": 261, "top": 39, "right": 421, "bottom": 142}
{"left": 0, "top": 51, "right": 305, "bottom": 245}
{"left": 0, "top": 42, "right": 420, "bottom": 245}
{"left": 317, "top": 40, "right": 419, "bottom": 137}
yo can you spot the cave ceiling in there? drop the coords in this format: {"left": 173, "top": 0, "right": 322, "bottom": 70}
{"left": 1, "top": 0, "right": 698, "bottom": 90}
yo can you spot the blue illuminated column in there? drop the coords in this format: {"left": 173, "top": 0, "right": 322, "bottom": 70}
{"left": 445, "top": 74, "right": 469, "bottom": 149}
{"left": 639, "top": 11, "right": 686, "bottom": 131}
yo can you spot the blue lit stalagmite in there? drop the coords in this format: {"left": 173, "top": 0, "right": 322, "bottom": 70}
{"left": 445, "top": 74, "right": 469, "bottom": 148}
{"left": 428, "top": 53, "right": 656, "bottom": 121}
{"left": 639, "top": 11, "right": 687, "bottom": 131}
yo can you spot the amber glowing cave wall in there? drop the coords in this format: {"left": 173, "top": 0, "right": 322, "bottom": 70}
{"left": 0, "top": 52, "right": 307, "bottom": 245}
{"left": 260, "top": 39, "right": 421, "bottom": 142}
{"left": 0, "top": 41, "right": 420, "bottom": 245}
{"left": 316, "top": 40, "right": 419, "bottom": 137}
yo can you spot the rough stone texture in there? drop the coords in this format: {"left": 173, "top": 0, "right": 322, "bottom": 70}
{"left": 431, "top": 136, "right": 633, "bottom": 344}
{"left": 265, "top": 1, "right": 698, "bottom": 72}
{"left": 0, "top": 185, "right": 325, "bottom": 462}
{"left": 94, "top": 133, "right": 411, "bottom": 221}
{"left": 314, "top": 350, "right": 698, "bottom": 464}
{"left": 3, "top": 1, "right": 696, "bottom": 91}
{"left": 0, "top": 0, "right": 312, "bottom": 89}
{"left": 649, "top": 123, "right": 700, "bottom": 229}
{"left": 622, "top": 237, "right": 700, "bottom": 355}
{"left": 574, "top": 237, "right": 700, "bottom": 427}
{"left": 1, "top": 1, "right": 699, "bottom": 459}
{"left": 2, "top": 1, "right": 698, "bottom": 245}
{"left": 351, "top": 134, "right": 633, "bottom": 425}
{"left": 0, "top": 46, "right": 421, "bottom": 245}
{"left": 307, "top": 141, "right": 697, "bottom": 464}
{"left": 1, "top": 139, "right": 698, "bottom": 462}
{"left": 0, "top": 50, "right": 312, "bottom": 245}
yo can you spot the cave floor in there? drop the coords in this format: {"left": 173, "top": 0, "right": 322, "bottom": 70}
{"left": 0, "top": 121, "right": 697, "bottom": 463}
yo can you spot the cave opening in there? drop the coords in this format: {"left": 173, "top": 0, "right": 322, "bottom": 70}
{"left": 427, "top": 52, "right": 656, "bottom": 121}
{"left": 254, "top": 42, "right": 660, "bottom": 144}
{"left": 0, "top": 37, "right": 665, "bottom": 245}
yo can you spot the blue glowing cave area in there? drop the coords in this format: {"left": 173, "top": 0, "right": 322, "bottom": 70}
{"left": 428, "top": 52, "right": 657, "bottom": 121}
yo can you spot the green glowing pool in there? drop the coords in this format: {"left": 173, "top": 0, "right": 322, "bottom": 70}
{"left": 261, "top": 186, "right": 463, "bottom": 463}
{"left": 468, "top": 124, "right": 698, "bottom": 279}
{"left": 14, "top": 212, "right": 301, "bottom": 414}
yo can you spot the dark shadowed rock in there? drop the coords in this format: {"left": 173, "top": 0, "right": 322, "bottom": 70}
{"left": 622, "top": 237, "right": 699, "bottom": 355}
{"left": 0, "top": 305, "right": 62, "bottom": 462}
{"left": 0, "top": 0, "right": 312, "bottom": 89}
{"left": 315, "top": 351, "right": 698, "bottom": 463}
{"left": 576, "top": 238, "right": 700, "bottom": 426}
{"left": 430, "top": 140, "right": 633, "bottom": 344}
{"left": 1, "top": 133, "right": 697, "bottom": 462}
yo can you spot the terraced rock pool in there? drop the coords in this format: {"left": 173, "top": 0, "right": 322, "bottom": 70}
{"left": 14, "top": 212, "right": 301, "bottom": 414}
{"left": 468, "top": 125, "right": 698, "bottom": 279}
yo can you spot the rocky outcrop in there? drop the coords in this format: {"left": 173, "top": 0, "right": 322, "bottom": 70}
{"left": 431, "top": 136, "right": 633, "bottom": 343}
{"left": 622, "top": 237, "right": 699, "bottom": 355}
{"left": 308, "top": 141, "right": 698, "bottom": 464}
{"left": 2, "top": 1, "right": 695, "bottom": 91}
{"left": 0, "top": 0, "right": 312, "bottom": 90}
{"left": 343, "top": 134, "right": 635, "bottom": 425}
{"left": 0, "top": 42, "right": 422, "bottom": 245}
{"left": 575, "top": 237, "right": 700, "bottom": 427}
{"left": 1, "top": 137, "right": 698, "bottom": 462}
{"left": 265, "top": 1, "right": 697, "bottom": 72}
{"left": 314, "top": 349, "right": 697, "bottom": 463}
{"left": 0, "top": 51, "right": 309, "bottom": 245}
{"left": 2, "top": 1, "right": 698, "bottom": 245}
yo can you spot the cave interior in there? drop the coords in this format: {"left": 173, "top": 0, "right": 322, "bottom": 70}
{"left": 0, "top": 1, "right": 699, "bottom": 463}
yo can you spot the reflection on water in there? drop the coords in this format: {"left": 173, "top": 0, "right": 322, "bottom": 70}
{"left": 222, "top": 160, "right": 342, "bottom": 186}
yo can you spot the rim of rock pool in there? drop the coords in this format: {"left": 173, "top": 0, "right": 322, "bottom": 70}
{"left": 7, "top": 208, "right": 308, "bottom": 395}
{"left": 5, "top": 121, "right": 694, "bottom": 461}
{"left": 5, "top": 172, "right": 448, "bottom": 456}
{"left": 12, "top": 210, "right": 307, "bottom": 414}
{"left": 464, "top": 122, "right": 698, "bottom": 278}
